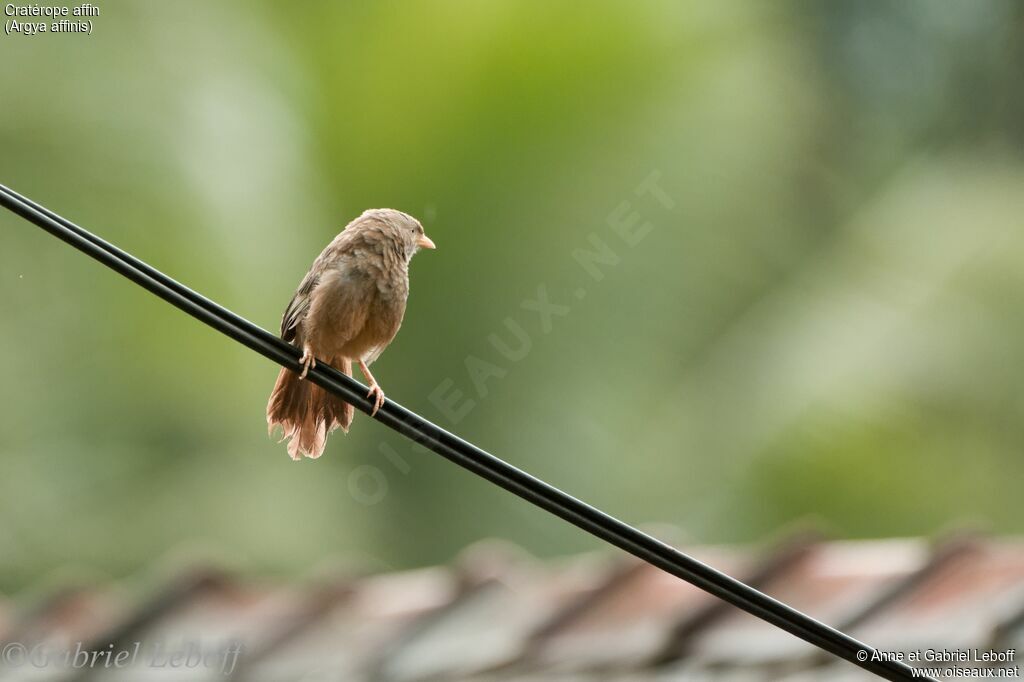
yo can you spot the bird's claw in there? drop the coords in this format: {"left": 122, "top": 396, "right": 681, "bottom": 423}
{"left": 298, "top": 348, "right": 316, "bottom": 380}
{"left": 367, "top": 383, "right": 385, "bottom": 416}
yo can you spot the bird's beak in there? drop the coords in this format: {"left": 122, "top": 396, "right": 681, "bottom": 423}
{"left": 417, "top": 233, "right": 436, "bottom": 250}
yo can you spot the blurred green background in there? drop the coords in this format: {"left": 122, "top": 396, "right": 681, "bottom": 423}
{"left": 1, "top": 1, "right": 1023, "bottom": 593}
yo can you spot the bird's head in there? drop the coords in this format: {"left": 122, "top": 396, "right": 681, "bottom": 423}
{"left": 359, "top": 208, "right": 436, "bottom": 261}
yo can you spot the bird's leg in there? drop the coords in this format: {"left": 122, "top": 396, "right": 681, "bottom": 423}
{"left": 358, "top": 359, "right": 386, "bottom": 416}
{"left": 298, "top": 343, "right": 316, "bottom": 380}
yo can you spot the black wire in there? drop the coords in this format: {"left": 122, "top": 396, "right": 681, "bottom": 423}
{"left": 0, "top": 184, "right": 931, "bottom": 682}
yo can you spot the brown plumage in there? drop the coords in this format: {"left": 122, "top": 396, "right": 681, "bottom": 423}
{"left": 266, "top": 209, "right": 435, "bottom": 460}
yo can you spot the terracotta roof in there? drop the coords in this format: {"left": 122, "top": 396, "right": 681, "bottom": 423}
{"left": 0, "top": 533, "right": 1021, "bottom": 681}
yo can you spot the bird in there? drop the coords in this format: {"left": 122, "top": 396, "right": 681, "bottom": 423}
{"left": 266, "top": 208, "right": 435, "bottom": 460}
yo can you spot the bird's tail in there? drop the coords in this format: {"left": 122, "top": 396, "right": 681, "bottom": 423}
{"left": 266, "top": 358, "right": 354, "bottom": 460}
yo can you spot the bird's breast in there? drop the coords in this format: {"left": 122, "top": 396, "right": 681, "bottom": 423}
{"left": 325, "top": 255, "right": 408, "bottom": 360}
{"left": 341, "top": 289, "right": 406, "bottom": 361}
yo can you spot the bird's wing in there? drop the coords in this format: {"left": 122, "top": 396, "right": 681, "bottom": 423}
{"left": 280, "top": 232, "right": 360, "bottom": 341}
{"left": 280, "top": 266, "right": 320, "bottom": 341}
